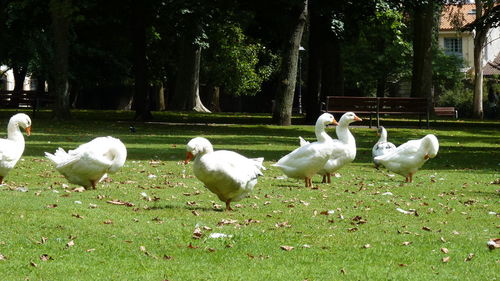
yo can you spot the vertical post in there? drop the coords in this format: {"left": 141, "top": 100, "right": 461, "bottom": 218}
{"left": 297, "top": 46, "right": 305, "bottom": 114}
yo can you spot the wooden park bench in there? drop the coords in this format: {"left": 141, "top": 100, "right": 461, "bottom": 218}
{"left": 322, "top": 96, "right": 430, "bottom": 128}
{"left": 433, "top": 106, "right": 458, "bottom": 119}
{"left": 0, "top": 90, "right": 54, "bottom": 117}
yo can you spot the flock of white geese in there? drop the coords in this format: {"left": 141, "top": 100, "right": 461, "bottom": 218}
{"left": 0, "top": 112, "right": 438, "bottom": 211}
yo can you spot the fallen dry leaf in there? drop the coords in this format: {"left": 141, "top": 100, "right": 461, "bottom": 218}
{"left": 103, "top": 219, "right": 113, "bottom": 224}
{"left": 0, "top": 253, "right": 6, "bottom": 260}
{"left": 347, "top": 227, "right": 358, "bottom": 232}
{"left": 217, "top": 219, "right": 238, "bottom": 226}
{"left": 139, "top": 246, "right": 147, "bottom": 252}
{"left": 86, "top": 248, "right": 95, "bottom": 252}
{"left": 163, "top": 255, "right": 174, "bottom": 260}
{"left": 40, "top": 254, "right": 52, "bottom": 261}
{"left": 46, "top": 204, "right": 58, "bottom": 208}
{"left": 363, "top": 244, "right": 371, "bottom": 249}
{"left": 72, "top": 213, "right": 84, "bottom": 219}
{"left": 464, "top": 253, "right": 475, "bottom": 262}
{"left": 30, "top": 261, "right": 38, "bottom": 267}
{"left": 399, "top": 264, "right": 408, "bottom": 267}
{"left": 340, "top": 268, "right": 347, "bottom": 274}
{"left": 440, "top": 248, "right": 449, "bottom": 254}
{"left": 36, "top": 237, "right": 48, "bottom": 244}
{"left": 187, "top": 243, "right": 198, "bottom": 249}
{"left": 402, "top": 241, "right": 412, "bottom": 246}
{"left": 192, "top": 228, "right": 203, "bottom": 239}
{"left": 66, "top": 240, "right": 75, "bottom": 248}
{"left": 275, "top": 221, "right": 291, "bottom": 228}
{"left": 280, "top": 245, "right": 294, "bottom": 251}
{"left": 207, "top": 248, "right": 216, "bottom": 252}
{"left": 442, "top": 256, "right": 450, "bottom": 263}
{"left": 487, "top": 238, "right": 500, "bottom": 249}
{"left": 72, "top": 187, "right": 85, "bottom": 192}
{"left": 106, "top": 200, "right": 135, "bottom": 207}
{"left": 422, "top": 226, "right": 432, "bottom": 232}
{"left": 191, "top": 210, "right": 200, "bottom": 216}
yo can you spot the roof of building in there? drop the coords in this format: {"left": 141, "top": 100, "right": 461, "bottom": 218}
{"left": 440, "top": 4, "right": 477, "bottom": 31}
{"left": 483, "top": 52, "right": 500, "bottom": 76}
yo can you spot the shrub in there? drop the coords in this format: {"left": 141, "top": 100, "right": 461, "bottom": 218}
{"left": 436, "top": 87, "right": 473, "bottom": 118}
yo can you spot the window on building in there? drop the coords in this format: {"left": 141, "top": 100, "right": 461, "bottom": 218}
{"left": 444, "top": 37, "right": 463, "bottom": 57}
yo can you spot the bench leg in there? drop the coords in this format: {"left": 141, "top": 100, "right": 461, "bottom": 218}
{"left": 369, "top": 114, "right": 372, "bottom": 128}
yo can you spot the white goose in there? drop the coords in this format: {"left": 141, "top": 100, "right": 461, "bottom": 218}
{"left": 0, "top": 113, "right": 32, "bottom": 184}
{"left": 185, "top": 137, "right": 265, "bottom": 211}
{"left": 374, "top": 134, "right": 439, "bottom": 183}
{"left": 273, "top": 113, "right": 338, "bottom": 187}
{"left": 45, "top": 136, "right": 127, "bottom": 189}
{"left": 318, "top": 112, "right": 361, "bottom": 183}
{"left": 372, "top": 126, "right": 396, "bottom": 168}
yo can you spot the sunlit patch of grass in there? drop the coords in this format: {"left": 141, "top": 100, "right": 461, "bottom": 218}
{"left": 0, "top": 110, "right": 498, "bottom": 280}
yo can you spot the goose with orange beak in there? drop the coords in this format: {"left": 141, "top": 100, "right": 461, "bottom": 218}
{"left": 185, "top": 137, "right": 265, "bottom": 211}
{"left": 374, "top": 134, "right": 439, "bottom": 183}
{"left": 0, "top": 113, "right": 32, "bottom": 184}
{"left": 273, "top": 113, "right": 338, "bottom": 188}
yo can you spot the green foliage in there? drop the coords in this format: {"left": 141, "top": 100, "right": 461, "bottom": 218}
{"left": 203, "top": 22, "right": 278, "bottom": 96}
{"left": 436, "top": 87, "right": 473, "bottom": 117}
{"left": 432, "top": 49, "right": 466, "bottom": 93}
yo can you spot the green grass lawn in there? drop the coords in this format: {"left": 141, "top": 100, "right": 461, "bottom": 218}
{"left": 0, "top": 110, "right": 498, "bottom": 281}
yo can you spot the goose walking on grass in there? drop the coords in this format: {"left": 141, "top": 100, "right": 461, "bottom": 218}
{"left": 0, "top": 113, "right": 32, "bottom": 184}
{"left": 185, "top": 137, "right": 265, "bottom": 211}
{"left": 45, "top": 136, "right": 127, "bottom": 189}
{"left": 374, "top": 134, "right": 439, "bottom": 183}
{"left": 372, "top": 126, "right": 396, "bottom": 168}
{"left": 273, "top": 113, "right": 338, "bottom": 187}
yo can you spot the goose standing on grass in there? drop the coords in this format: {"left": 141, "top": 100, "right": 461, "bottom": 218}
{"left": 318, "top": 112, "right": 362, "bottom": 183}
{"left": 374, "top": 134, "right": 439, "bottom": 183}
{"left": 372, "top": 126, "right": 396, "bottom": 168}
{"left": 273, "top": 113, "right": 338, "bottom": 187}
{"left": 0, "top": 113, "right": 32, "bottom": 184}
{"left": 185, "top": 137, "right": 265, "bottom": 211}
{"left": 45, "top": 136, "right": 127, "bottom": 189}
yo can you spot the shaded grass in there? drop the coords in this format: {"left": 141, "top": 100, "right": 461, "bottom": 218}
{"left": 0, "top": 110, "right": 498, "bottom": 280}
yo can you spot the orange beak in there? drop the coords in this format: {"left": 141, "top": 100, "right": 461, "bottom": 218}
{"left": 424, "top": 154, "right": 430, "bottom": 160}
{"left": 184, "top": 151, "right": 194, "bottom": 164}
{"left": 331, "top": 119, "right": 339, "bottom": 126}
{"left": 354, "top": 115, "right": 362, "bottom": 122}
{"left": 25, "top": 126, "right": 31, "bottom": 136}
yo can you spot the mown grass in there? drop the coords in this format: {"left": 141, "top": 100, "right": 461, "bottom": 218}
{"left": 0, "top": 110, "right": 498, "bottom": 281}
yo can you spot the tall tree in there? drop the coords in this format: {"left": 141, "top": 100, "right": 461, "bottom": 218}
{"left": 272, "top": 0, "right": 308, "bottom": 125}
{"left": 49, "top": 0, "right": 72, "bottom": 119}
{"left": 410, "top": 0, "right": 435, "bottom": 105}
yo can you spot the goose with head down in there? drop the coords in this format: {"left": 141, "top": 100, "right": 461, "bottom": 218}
{"left": 185, "top": 137, "right": 265, "bottom": 211}
{"left": 273, "top": 113, "right": 338, "bottom": 187}
{"left": 374, "top": 134, "right": 439, "bottom": 183}
{"left": 45, "top": 136, "right": 127, "bottom": 189}
{"left": 0, "top": 113, "right": 32, "bottom": 184}
{"left": 372, "top": 126, "right": 396, "bottom": 168}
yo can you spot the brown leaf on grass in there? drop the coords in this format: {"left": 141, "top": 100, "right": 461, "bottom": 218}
{"left": 30, "top": 261, "right": 38, "bottom": 267}
{"left": 399, "top": 264, "right": 408, "bottom": 267}
{"left": 402, "top": 241, "right": 412, "bottom": 246}
{"left": 46, "top": 204, "right": 58, "bottom": 208}
{"left": 363, "top": 244, "right": 371, "bottom": 249}
{"left": 40, "top": 254, "right": 53, "bottom": 261}
{"left": 347, "top": 227, "right": 358, "bottom": 232}
{"left": 275, "top": 221, "right": 291, "bottom": 228}
{"left": 280, "top": 245, "right": 294, "bottom": 251}
{"left": 244, "top": 219, "right": 261, "bottom": 225}
{"left": 422, "top": 226, "right": 432, "bottom": 232}
{"left": 103, "top": 219, "right": 113, "bottom": 224}
{"left": 207, "top": 248, "right": 216, "bottom": 252}
{"left": 72, "top": 187, "right": 85, "bottom": 192}
{"left": 217, "top": 219, "right": 238, "bottom": 226}
{"left": 440, "top": 237, "right": 447, "bottom": 243}
{"left": 187, "top": 243, "right": 198, "bottom": 249}
{"left": 163, "top": 255, "right": 174, "bottom": 260}
{"left": 86, "top": 248, "right": 95, "bottom": 252}
{"left": 139, "top": 246, "right": 147, "bottom": 252}
{"left": 186, "top": 201, "right": 197, "bottom": 206}
{"left": 440, "top": 248, "right": 449, "bottom": 254}
{"left": 36, "top": 237, "right": 48, "bottom": 245}
{"left": 66, "top": 240, "right": 75, "bottom": 248}
{"left": 0, "top": 253, "right": 6, "bottom": 260}
{"left": 106, "top": 200, "right": 135, "bottom": 207}
{"left": 72, "top": 213, "right": 84, "bottom": 219}
{"left": 191, "top": 210, "right": 200, "bottom": 216}
{"left": 340, "top": 268, "right": 347, "bottom": 274}
{"left": 464, "top": 253, "right": 475, "bottom": 262}
{"left": 487, "top": 238, "right": 500, "bottom": 249}
{"left": 442, "top": 256, "right": 450, "bottom": 263}
{"left": 192, "top": 228, "right": 203, "bottom": 239}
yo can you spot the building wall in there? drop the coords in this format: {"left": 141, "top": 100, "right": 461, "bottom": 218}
{"left": 0, "top": 65, "right": 33, "bottom": 91}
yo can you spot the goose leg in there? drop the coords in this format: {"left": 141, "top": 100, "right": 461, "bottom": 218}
{"left": 321, "top": 175, "right": 327, "bottom": 184}
{"left": 409, "top": 173, "right": 413, "bottom": 183}
{"left": 225, "top": 200, "right": 233, "bottom": 211}
{"left": 405, "top": 175, "right": 410, "bottom": 183}
{"left": 91, "top": 180, "right": 97, "bottom": 189}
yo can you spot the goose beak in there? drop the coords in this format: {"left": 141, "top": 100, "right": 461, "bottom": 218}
{"left": 424, "top": 154, "right": 430, "bottom": 160}
{"left": 354, "top": 116, "right": 362, "bottom": 122}
{"left": 331, "top": 119, "right": 339, "bottom": 126}
{"left": 184, "top": 152, "right": 194, "bottom": 164}
{"left": 25, "top": 126, "right": 31, "bottom": 136}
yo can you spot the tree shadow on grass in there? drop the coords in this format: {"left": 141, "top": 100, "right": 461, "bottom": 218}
{"left": 148, "top": 203, "right": 222, "bottom": 212}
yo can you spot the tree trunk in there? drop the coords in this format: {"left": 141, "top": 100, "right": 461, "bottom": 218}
{"left": 132, "top": 1, "right": 152, "bottom": 121}
{"left": 171, "top": 32, "right": 210, "bottom": 112}
{"left": 272, "top": 0, "right": 308, "bottom": 125}
{"left": 49, "top": 0, "right": 71, "bottom": 119}
{"left": 472, "top": 1, "right": 489, "bottom": 119}
{"left": 321, "top": 36, "right": 344, "bottom": 97}
{"left": 411, "top": 0, "right": 434, "bottom": 103}
{"left": 376, "top": 76, "right": 386, "bottom": 97}
{"left": 208, "top": 86, "right": 221, "bottom": 112}
{"left": 305, "top": 0, "right": 322, "bottom": 123}
{"left": 12, "top": 65, "right": 27, "bottom": 92}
